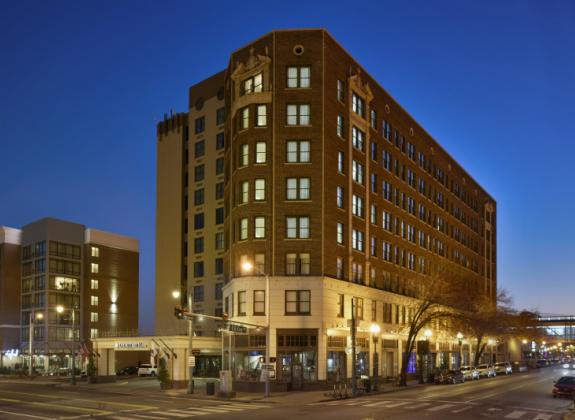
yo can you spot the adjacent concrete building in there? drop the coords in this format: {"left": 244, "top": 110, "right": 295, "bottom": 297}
{"left": 0, "top": 218, "right": 138, "bottom": 373}
{"left": 156, "top": 29, "right": 497, "bottom": 387}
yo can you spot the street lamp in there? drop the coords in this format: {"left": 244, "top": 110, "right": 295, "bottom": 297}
{"left": 487, "top": 338, "right": 495, "bottom": 363}
{"left": 422, "top": 329, "right": 432, "bottom": 383}
{"left": 456, "top": 332, "right": 463, "bottom": 369}
{"left": 172, "top": 289, "right": 194, "bottom": 394}
{"left": 241, "top": 261, "right": 271, "bottom": 398}
{"left": 56, "top": 305, "right": 77, "bottom": 385}
{"left": 370, "top": 323, "right": 381, "bottom": 391}
{"left": 29, "top": 312, "right": 43, "bottom": 377}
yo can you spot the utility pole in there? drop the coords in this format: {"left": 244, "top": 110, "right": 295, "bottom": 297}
{"left": 351, "top": 298, "right": 357, "bottom": 396}
{"left": 71, "top": 306, "right": 76, "bottom": 385}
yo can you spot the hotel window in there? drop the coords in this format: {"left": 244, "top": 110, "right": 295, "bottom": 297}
{"left": 194, "top": 212, "right": 204, "bottom": 230}
{"left": 238, "top": 291, "right": 246, "bottom": 316}
{"left": 407, "top": 169, "right": 415, "bottom": 188}
{"left": 285, "top": 290, "right": 311, "bottom": 314}
{"left": 194, "top": 164, "right": 204, "bottom": 181}
{"left": 90, "top": 279, "right": 99, "bottom": 290}
{"left": 286, "top": 104, "right": 310, "bottom": 126}
{"left": 194, "top": 237, "right": 204, "bottom": 253}
{"left": 408, "top": 225, "right": 415, "bottom": 243}
{"left": 216, "top": 158, "right": 224, "bottom": 175}
{"left": 370, "top": 205, "right": 377, "bottom": 225}
{"left": 337, "top": 294, "right": 345, "bottom": 317}
{"left": 287, "top": 66, "right": 310, "bottom": 88}
{"left": 286, "top": 178, "right": 310, "bottom": 200}
{"left": 240, "top": 107, "right": 249, "bottom": 130}
{"left": 194, "top": 261, "right": 204, "bottom": 278}
{"left": 215, "top": 258, "right": 224, "bottom": 275}
{"left": 371, "top": 173, "right": 377, "bottom": 193}
{"left": 215, "top": 283, "right": 223, "bottom": 300}
{"left": 352, "top": 194, "right": 364, "bottom": 218}
{"left": 352, "top": 126, "right": 365, "bottom": 151}
{"left": 336, "top": 257, "right": 344, "bottom": 279}
{"left": 285, "top": 253, "right": 310, "bottom": 275}
{"left": 256, "top": 105, "right": 267, "bottom": 127}
{"left": 408, "top": 197, "right": 415, "bottom": 215}
{"left": 383, "top": 241, "right": 392, "bottom": 261}
{"left": 90, "top": 312, "right": 98, "bottom": 323}
{"left": 90, "top": 263, "right": 98, "bottom": 274}
{"left": 352, "top": 261, "right": 361, "bottom": 282}
{"left": 254, "top": 253, "right": 265, "bottom": 274}
{"left": 383, "top": 181, "right": 392, "bottom": 201}
{"left": 371, "top": 300, "right": 377, "bottom": 322}
{"left": 337, "top": 115, "right": 344, "bottom": 137}
{"left": 286, "top": 216, "right": 310, "bottom": 239}
{"left": 286, "top": 140, "right": 310, "bottom": 163}
{"left": 240, "top": 181, "right": 249, "bottom": 204}
{"left": 216, "top": 132, "right": 225, "bottom": 150}
{"left": 90, "top": 329, "right": 98, "bottom": 339}
{"left": 419, "top": 230, "right": 426, "bottom": 247}
{"left": 408, "top": 252, "right": 416, "bottom": 270}
{"left": 383, "top": 119, "right": 391, "bottom": 140}
{"left": 353, "top": 297, "right": 364, "bottom": 320}
{"left": 195, "top": 140, "right": 205, "bottom": 158}
{"left": 336, "top": 186, "right": 344, "bottom": 208}
{"left": 370, "top": 109, "right": 377, "bottom": 130}
{"left": 371, "top": 142, "right": 377, "bottom": 161}
{"left": 242, "top": 72, "right": 263, "bottom": 95}
{"left": 255, "top": 142, "right": 267, "bottom": 163}
{"left": 215, "top": 207, "right": 224, "bottom": 225}
{"left": 253, "top": 290, "right": 265, "bottom": 315}
{"left": 352, "top": 229, "right": 364, "bottom": 251}
{"left": 336, "top": 223, "right": 344, "bottom": 244}
{"left": 352, "top": 93, "right": 365, "bottom": 118}
{"left": 254, "top": 179, "right": 266, "bottom": 201}
{"left": 352, "top": 160, "right": 364, "bottom": 184}
{"left": 194, "top": 188, "right": 204, "bottom": 205}
{"left": 91, "top": 296, "right": 99, "bottom": 306}
{"left": 193, "top": 285, "right": 204, "bottom": 302}
{"left": 239, "top": 218, "right": 248, "bottom": 240}
{"left": 337, "top": 152, "right": 344, "bottom": 173}
{"left": 407, "top": 142, "right": 416, "bottom": 160}
{"left": 370, "top": 236, "right": 377, "bottom": 256}
{"left": 239, "top": 144, "right": 249, "bottom": 167}
{"left": 91, "top": 246, "right": 99, "bottom": 258}
{"left": 215, "top": 232, "right": 225, "bottom": 250}
{"left": 216, "top": 107, "right": 225, "bottom": 125}
{"left": 194, "top": 116, "right": 205, "bottom": 134}
{"left": 383, "top": 150, "right": 391, "bottom": 171}
{"left": 254, "top": 217, "right": 266, "bottom": 238}
{"left": 336, "top": 79, "right": 346, "bottom": 102}
{"left": 216, "top": 182, "right": 224, "bottom": 200}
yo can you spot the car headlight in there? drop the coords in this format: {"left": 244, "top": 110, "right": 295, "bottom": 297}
{"left": 563, "top": 364, "right": 570, "bottom": 369}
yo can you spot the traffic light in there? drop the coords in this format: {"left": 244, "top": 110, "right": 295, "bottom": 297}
{"left": 174, "top": 306, "right": 184, "bottom": 319}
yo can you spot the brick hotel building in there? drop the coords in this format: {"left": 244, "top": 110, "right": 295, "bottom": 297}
{"left": 155, "top": 29, "right": 496, "bottom": 385}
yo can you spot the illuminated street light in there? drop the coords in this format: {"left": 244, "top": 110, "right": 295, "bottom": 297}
{"left": 55, "top": 305, "right": 77, "bottom": 385}
{"left": 369, "top": 323, "right": 381, "bottom": 390}
{"left": 456, "top": 332, "right": 464, "bottom": 369}
{"left": 172, "top": 290, "right": 194, "bottom": 394}
{"left": 172, "top": 290, "right": 181, "bottom": 299}
{"left": 28, "top": 312, "right": 44, "bottom": 377}
{"left": 424, "top": 329, "right": 433, "bottom": 339}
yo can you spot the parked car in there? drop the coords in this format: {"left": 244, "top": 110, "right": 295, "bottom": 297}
{"left": 117, "top": 366, "right": 139, "bottom": 376}
{"left": 137, "top": 364, "right": 157, "bottom": 377}
{"left": 552, "top": 376, "right": 575, "bottom": 398}
{"left": 460, "top": 366, "right": 479, "bottom": 381}
{"left": 536, "top": 359, "right": 549, "bottom": 368}
{"left": 435, "top": 369, "right": 465, "bottom": 384}
{"left": 476, "top": 364, "right": 496, "bottom": 378}
{"left": 494, "top": 362, "right": 513, "bottom": 375}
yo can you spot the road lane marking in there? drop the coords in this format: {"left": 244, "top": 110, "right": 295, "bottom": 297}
{"left": 405, "top": 402, "right": 432, "bottom": 409}
{"left": 505, "top": 410, "right": 527, "bottom": 418}
{"left": 451, "top": 406, "right": 473, "bottom": 413}
{"left": 532, "top": 415, "right": 552, "bottom": 420}
{"left": 363, "top": 401, "right": 391, "bottom": 407}
{"left": 150, "top": 411, "right": 196, "bottom": 417}
{"left": 426, "top": 403, "right": 455, "bottom": 412}
{"left": 383, "top": 401, "right": 409, "bottom": 408}
{"left": 0, "top": 397, "right": 112, "bottom": 415}
{"left": 128, "top": 415, "right": 167, "bottom": 420}
{"left": 0, "top": 410, "right": 53, "bottom": 420}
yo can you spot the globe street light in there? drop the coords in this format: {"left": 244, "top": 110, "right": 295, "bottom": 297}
{"left": 29, "top": 312, "right": 44, "bottom": 377}
{"left": 56, "top": 305, "right": 77, "bottom": 385}
{"left": 422, "top": 329, "right": 432, "bottom": 383}
{"left": 172, "top": 289, "right": 194, "bottom": 394}
{"left": 369, "top": 323, "right": 381, "bottom": 391}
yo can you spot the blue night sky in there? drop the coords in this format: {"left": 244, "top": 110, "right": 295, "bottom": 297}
{"left": 1, "top": 1, "right": 574, "bottom": 333}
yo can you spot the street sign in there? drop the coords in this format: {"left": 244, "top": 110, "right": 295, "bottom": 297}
{"left": 188, "top": 356, "right": 196, "bottom": 367}
{"left": 192, "top": 349, "right": 201, "bottom": 355}
{"left": 228, "top": 324, "right": 247, "bottom": 333}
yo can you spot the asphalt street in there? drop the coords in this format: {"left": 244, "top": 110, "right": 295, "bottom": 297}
{"left": 0, "top": 366, "right": 573, "bottom": 420}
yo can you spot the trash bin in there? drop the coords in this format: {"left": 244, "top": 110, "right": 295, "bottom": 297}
{"left": 206, "top": 381, "right": 215, "bottom": 395}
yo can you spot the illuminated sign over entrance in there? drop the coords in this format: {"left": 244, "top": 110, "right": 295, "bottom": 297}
{"left": 114, "top": 342, "right": 149, "bottom": 351}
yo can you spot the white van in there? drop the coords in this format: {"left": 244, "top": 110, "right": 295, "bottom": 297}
{"left": 137, "top": 364, "right": 158, "bottom": 377}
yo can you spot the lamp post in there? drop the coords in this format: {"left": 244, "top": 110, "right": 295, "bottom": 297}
{"left": 241, "top": 261, "right": 270, "bottom": 398}
{"left": 28, "top": 312, "right": 43, "bottom": 377}
{"left": 56, "top": 305, "right": 77, "bottom": 385}
{"left": 424, "top": 329, "right": 432, "bottom": 383}
{"left": 369, "top": 323, "right": 380, "bottom": 391}
{"left": 172, "top": 290, "right": 194, "bottom": 394}
{"left": 487, "top": 338, "right": 495, "bottom": 364}
{"left": 456, "top": 332, "right": 463, "bottom": 369}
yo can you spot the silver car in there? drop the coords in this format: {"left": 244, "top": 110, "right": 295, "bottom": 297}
{"left": 460, "top": 365, "right": 479, "bottom": 380}
{"left": 494, "top": 361, "right": 513, "bottom": 375}
{"left": 476, "top": 364, "right": 496, "bottom": 378}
